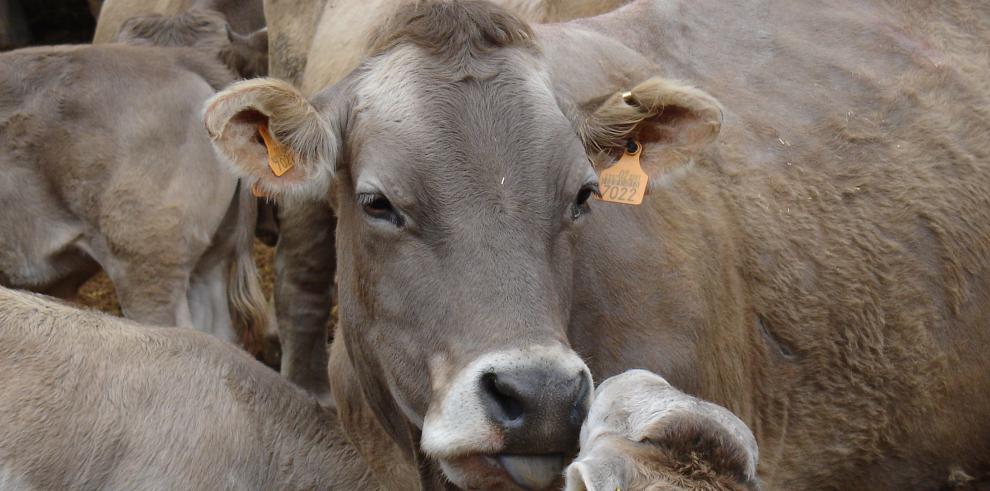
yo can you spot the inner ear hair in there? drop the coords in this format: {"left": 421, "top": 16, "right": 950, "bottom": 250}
{"left": 580, "top": 77, "right": 723, "bottom": 154}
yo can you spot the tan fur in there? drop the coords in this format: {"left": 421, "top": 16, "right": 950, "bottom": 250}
{"left": 581, "top": 77, "right": 723, "bottom": 155}
{"left": 113, "top": 7, "right": 269, "bottom": 79}
{"left": 366, "top": 0, "right": 536, "bottom": 60}
{"left": 205, "top": 77, "right": 337, "bottom": 199}
{"left": 208, "top": 0, "right": 990, "bottom": 489}
{"left": 94, "top": 0, "right": 267, "bottom": 77}
{"left": 0, "top": 43, "right": 270, "bottom": 355}
{"left": 93, "top": 0, "right": 264, "bottom": 43}
{"left": 329, "top": 335, "right": 420, "bottom": 490}
{"left": 267, "top": 0, "right": 630, "bottom": 408}
{"left": 263, "top": 0, "right": 329, "bottom": 85}
{"left": 297, "top": 0, "right": 627, "bottom": 94}
{"left": 0, "top": 287, "right": 376, "bottom": 490}
{"left": 567, "top": 370, "right": 761, "bottom": 491}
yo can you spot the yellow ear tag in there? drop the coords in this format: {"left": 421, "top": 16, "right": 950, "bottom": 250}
{"left": 596, "top": 140, "right": 648, "bottom": 205}
{"left": 257, "top": 123, "right": 295, "bottom": 177}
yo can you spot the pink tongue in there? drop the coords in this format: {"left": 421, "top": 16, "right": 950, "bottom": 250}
{"left": 497, "top": 454, "right": 564, "bottom": 490}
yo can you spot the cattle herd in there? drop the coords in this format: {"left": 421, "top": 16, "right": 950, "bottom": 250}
{"left": 0, "top": 0, "right": 988, "bottom": 490}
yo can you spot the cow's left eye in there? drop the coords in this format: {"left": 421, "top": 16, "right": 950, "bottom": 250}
{"left": 572, "top": 182, "right": 600, "bottom": 220}
{"left": 358, "top": 192, "right": 404, "bottom": 227}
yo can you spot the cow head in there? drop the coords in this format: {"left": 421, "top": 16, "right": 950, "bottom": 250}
{"left": 204, "top": 2, "right": 721, "bottom": 488}
{"left": 566, "top": 370, "right": 761, "bottom": 491}
{"left": 115, "top": 8, "right": 268, "bottom": 78}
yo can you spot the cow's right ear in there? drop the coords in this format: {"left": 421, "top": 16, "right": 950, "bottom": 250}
{"left": 578, "top": 77, "right": 722, "bottom": 172}
{"left": 204, "top": 78, "right": 338, "bottom": 199}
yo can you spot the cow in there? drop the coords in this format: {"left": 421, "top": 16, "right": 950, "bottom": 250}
{"left": 265, "top": 0, "right": 628, "bottom": 403}
{"left": 0, "top": 38, "right": 270, "bottom": 355}
{"left": 565, "top": 370, "right": 761, "bottom": 491}
{"left": 204, "top": 0, "right": 990, "bottom": 489}
{"left": 93, "top": 0, "right": 268, "bottom": 78}
{"left": 0, "top": 287, "right": 373, "bottom": 490}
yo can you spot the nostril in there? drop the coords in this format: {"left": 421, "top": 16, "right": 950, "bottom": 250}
{"left": 481, "top": 372, "right": 525, "bottom": 423}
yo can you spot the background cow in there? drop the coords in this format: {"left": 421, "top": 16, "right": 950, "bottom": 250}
{"left": 205, "top": 0, "right": 990, "bottom": 489}
{"left": 0, "top": 287, "right": 372, "bottom": 490}
{"left": 93, "top": 0, "right": 265, "bottom": 46}
{"left": 0, "top": 34, "right": 269, "bottom": 355}
{"left": 566, "top": 370, "right": 761, "bottom": 491}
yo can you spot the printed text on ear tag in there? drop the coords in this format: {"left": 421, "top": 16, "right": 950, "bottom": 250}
{"left": 257, "top": 123, "right": 295, "bottom": 177}
{"left": 596, "top": 141, "right": 648, "bottom": 205}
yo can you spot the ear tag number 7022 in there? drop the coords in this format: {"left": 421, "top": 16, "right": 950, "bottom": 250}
{"left": 595, "top": 140, "right": 648, "bottom": 205}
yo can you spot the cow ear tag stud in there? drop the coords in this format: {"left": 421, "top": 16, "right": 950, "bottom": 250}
{"left": 596, "top": 139, "right": 648, "bottom": 205}
{"left": 257, "top": 123, "right": 296, "bottom": 177}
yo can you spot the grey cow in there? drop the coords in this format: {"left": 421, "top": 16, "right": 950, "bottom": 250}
{"left": 205, "top": 0, "right": 990, "bottom": 489}
{"left": 0, "top": 29, "right": 269, "bottom": 350}
{"left": 566, "top": 370, "right": 761, "bottom": 491}
{"left": 0, "top": 287, "right": 372, "bottom": 490}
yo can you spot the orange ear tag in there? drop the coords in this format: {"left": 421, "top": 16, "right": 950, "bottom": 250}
{"left": 596, "top": 141, "right": 648, "bottom": 205}
{"left": 257, "top": 123, "right": 295, "bottom": 177}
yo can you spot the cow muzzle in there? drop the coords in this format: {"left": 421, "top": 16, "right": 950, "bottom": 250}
{"left": 422, "top": 346, "right": 593, "bottom": 490}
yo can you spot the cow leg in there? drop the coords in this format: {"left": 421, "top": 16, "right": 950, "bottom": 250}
{"left": 274, "top": 198, "right": 335, "bottom": 401}
{"left": 187, "top": 259, "right": 237, "bottom": 344}
{"left": 103, "top": 259, "right": 194, "bottom": 329}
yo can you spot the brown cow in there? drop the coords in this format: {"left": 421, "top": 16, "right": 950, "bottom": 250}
{"left": 204, "top": 0, "right": 990, "bottom": 489}
{"left": 0, "top": 287, "right": 373, "bottom": 490}
{"left": 93, "top": 0, "right": 268, "bottom": 78}
{"left": 565, "top": 370, "right": 761, "bottom": 491}
{"left": 266, "top": 0, "right": 628, "bottom": 403}
{"left": 0, "top": 40, "right": 269, "bottom": 352}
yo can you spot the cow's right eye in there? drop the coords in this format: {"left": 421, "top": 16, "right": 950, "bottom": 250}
{"left": 357, "top": 192, "right": 404, "bottom": 227}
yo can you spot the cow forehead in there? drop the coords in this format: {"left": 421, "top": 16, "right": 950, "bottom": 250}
{"left": 347, "top": 45, "right": 588, "bottom": 200}
{"left": 351, "top": 45, "right": 568, "bottom": 148}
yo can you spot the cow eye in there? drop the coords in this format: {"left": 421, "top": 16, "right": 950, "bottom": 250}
{"left": 358, "top": 192, "right": 404, "bottom": 227}
{"left": 572, "top": 182, "right": 600, "bottom": 220}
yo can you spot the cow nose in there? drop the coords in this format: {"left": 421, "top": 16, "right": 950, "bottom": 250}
{"left": 479, "top": 367, "right": 592, "bottom": 450}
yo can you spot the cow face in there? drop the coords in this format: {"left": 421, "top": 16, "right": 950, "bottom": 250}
{"left": 204, "top": 3, "right": 721, "bottom": 488}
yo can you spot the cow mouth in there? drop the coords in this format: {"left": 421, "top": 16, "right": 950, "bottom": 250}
{"left": 441, "top": 453, "right": 565, "bottom": 490}
{"left": 497, "top": 454, "right": 565, "bottom": 490}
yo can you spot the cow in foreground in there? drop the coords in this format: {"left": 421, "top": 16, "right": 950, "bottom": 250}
{"left": 205, "top": 0, "right": 990, "bottom": 488}
{"left": 265, "top": 0, "right": 629, "bottom": 401}
{"left": 0, "top": 287, "right": 371, "bottom": 490}
{"left": 0, "top": 37, "right": 269, "bottom": 352}
{"left": 0, "top": 288, "right": 756, "bottom": 490}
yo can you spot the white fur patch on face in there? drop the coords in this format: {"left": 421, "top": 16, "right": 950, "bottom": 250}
{"left": 420, "top": 344, "right": 592, "bottom": 459}
{"left": 354, "top": 46, "right": 425, "bottom": 126}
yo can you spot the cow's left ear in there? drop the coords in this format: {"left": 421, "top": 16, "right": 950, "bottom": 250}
{"left": 579, "top": 77, "right": 722, "bottom": 162}
{"left": 204, "top": 78, "right": 338, "bottom": 200}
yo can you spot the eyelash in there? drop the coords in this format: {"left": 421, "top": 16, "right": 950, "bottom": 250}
{"left": 357, "top": 192, "right": 404, "bottom": 227}
{"left": 571, "top": 183, "right": 600, "bottom": 220}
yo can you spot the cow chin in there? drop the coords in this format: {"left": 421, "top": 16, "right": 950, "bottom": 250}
{"left": 440, "top": 454, "right": 567, "bottom": 491}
